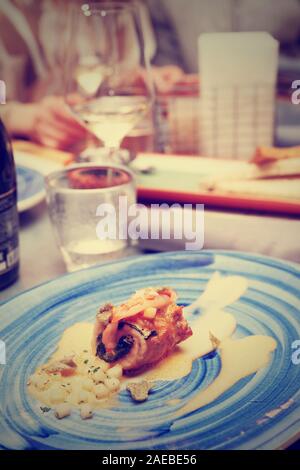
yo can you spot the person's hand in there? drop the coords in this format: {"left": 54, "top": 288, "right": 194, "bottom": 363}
{"left": 136, "top": 65, "right": 185, "bottom": 94}
{"left": 150, "top": 65, "right": 185, "bottom": 93}
{"left": 8, "top": 96, "right": 88, "bottom": 150}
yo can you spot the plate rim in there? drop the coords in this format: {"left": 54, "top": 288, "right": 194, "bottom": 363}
{"left": 14, "top": 150, "right": 62, "bottom": 213}
{"left": 16, "top": 164, "right": 45, "bottom": 213}
{"left": 1, "top": 249, "right": 299, "bottom": 309}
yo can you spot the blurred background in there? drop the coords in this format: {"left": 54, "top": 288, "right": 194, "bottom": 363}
{"left": 0, "top": 0, "right": 300, "bottom": 154}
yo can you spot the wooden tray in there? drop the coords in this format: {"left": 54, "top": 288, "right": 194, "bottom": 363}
{"left": 135, "top": 153, "right": 300, "bottom": 215}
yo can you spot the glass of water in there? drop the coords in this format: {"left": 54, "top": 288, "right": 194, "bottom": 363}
{"left": 45, "top": 163, "right": 136, "bottom": 272}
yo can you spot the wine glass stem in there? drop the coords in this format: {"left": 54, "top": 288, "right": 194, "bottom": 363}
{"left": 103, "top": 140, "right": 122, "bottom": 161}
{"left": 104, "top": 145, "right": 122, "bottom": 186}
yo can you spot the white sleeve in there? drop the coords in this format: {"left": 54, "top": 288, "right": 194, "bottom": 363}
{"left": 138, "top": 2, "right": 157, "bottom": 63}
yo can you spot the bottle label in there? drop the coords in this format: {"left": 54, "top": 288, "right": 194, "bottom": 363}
{"left": 0, "top": 188, "right": 19, "bottom": 275}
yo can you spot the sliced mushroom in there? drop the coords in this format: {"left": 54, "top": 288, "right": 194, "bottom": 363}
{"left": 127, "top": 380, "right": 152, "bottom": 402}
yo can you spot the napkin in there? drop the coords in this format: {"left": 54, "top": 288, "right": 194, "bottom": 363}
{"left": 138, "top": 207, "right": 300, "bottom": 264}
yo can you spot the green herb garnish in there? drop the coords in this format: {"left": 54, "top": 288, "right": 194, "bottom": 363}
{"left": 40, "top": 406, "right": 51, "bottom": 413}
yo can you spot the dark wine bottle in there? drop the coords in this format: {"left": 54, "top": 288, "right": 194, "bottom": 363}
{"left": 0, "top": 119, "right": 19, "bottom": 290}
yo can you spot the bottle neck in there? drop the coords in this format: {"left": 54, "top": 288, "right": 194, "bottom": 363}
{"left": 0, "top": 119, "right": 16, "bottom": 195}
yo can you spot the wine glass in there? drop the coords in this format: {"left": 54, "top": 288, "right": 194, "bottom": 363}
{"left": 63, "top": 1, "right": 154, "bottom": 162}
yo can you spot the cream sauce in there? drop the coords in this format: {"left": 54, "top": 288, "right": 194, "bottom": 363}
{"left": 51, "top": 322, "right": 94, "bottom": 359}
{"left": 28, "top": 274, "right": 277, "bottom": 415}
{"left": 28, "top": 322, "right": 117, "bottom": 409}
{"left": 174, "top": 335, "right": 277, "bottom": 417}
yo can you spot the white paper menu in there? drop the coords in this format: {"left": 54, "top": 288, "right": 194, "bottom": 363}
{"left": 198, "top": 32, "right": 279, "bottom": 160}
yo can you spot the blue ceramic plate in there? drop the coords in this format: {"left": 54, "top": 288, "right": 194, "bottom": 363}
{"left": 0, "top": 251, "right": 299, "bottom": 450}
{"left": 16, "top": 165, "right": 45, "bottom": 212}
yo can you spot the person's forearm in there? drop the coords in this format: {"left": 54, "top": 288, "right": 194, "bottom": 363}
{"left": 0, "top": 102, "right": 14, "bottom": 130}
{"left": 0, "top": 102, "right": 34, "bottom": 137}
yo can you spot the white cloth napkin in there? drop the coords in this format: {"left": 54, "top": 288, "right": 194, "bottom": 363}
{"left": 138, "top": 207, "right": 300, "bottom": 263}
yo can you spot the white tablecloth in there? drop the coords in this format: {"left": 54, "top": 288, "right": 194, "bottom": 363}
{"left": 140, "top": 208, "right": 300, "bottom": 263}
{"left": 1, "top": 202, "right": 299, "bottom": 303}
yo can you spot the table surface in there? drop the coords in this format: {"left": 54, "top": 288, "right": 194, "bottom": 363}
{"left": 0, "top": 201, "right": 299, "bottom": 449}
{"left": 1, "top": 201, "right": 299, "bottom": 303}
{"left": 5, "top": 142, "right": 299, "bottom": 306}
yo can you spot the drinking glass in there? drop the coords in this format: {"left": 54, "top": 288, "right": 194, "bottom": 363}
{"left": 45, "top": 163, "right": 136, "bottom": 272}
{"left": 63, "top": 1, "right": 154, "bottom": 162}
